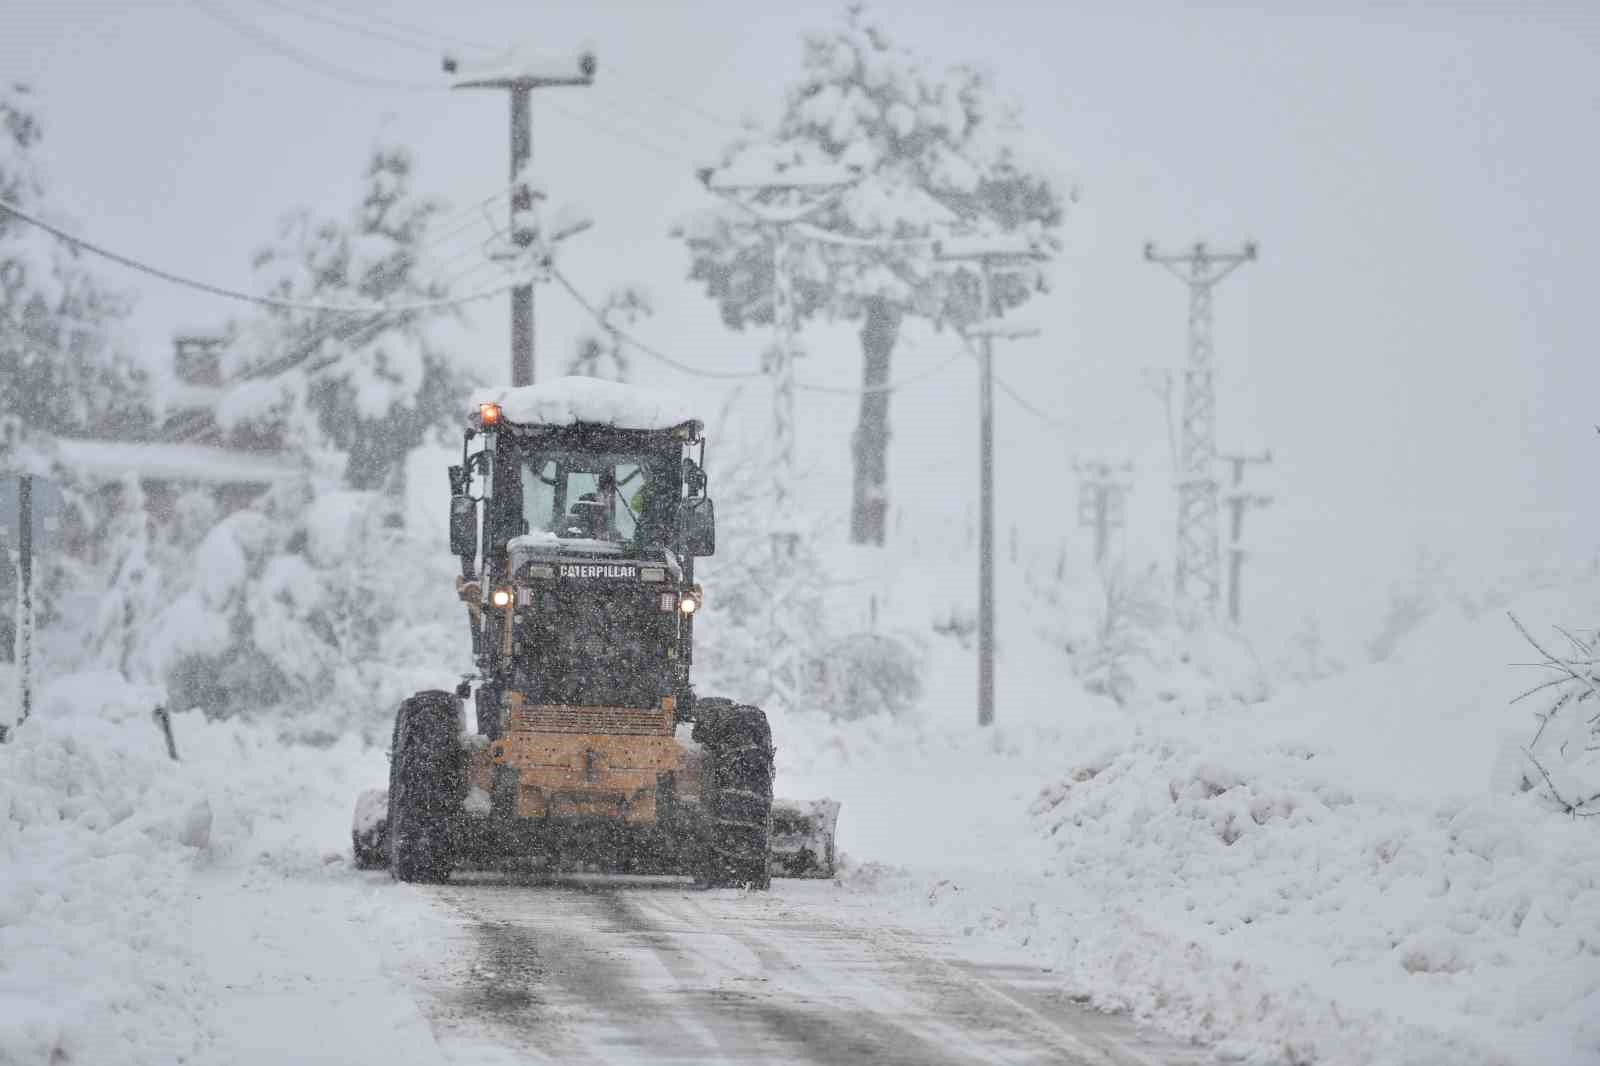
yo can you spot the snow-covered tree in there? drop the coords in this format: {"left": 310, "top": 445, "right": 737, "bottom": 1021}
{"left": 694, "top": 422, "right": 921, "bottom": 718}
{"left": 565, "top": 285, "right": 648, "bottom": 382}
{"left": 0, "top": 84, "right": 151, "bottom": 439}
{"left": 225, "top": 147, "right": 467, "bottom": 490}
{"left": 85, "top": 475, "right": 160, "bottom": 678}
{"left": 678, "top": 5, "right": 1067, "bottom": 544}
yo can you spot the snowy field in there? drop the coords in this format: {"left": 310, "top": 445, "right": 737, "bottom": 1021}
{"left": 3, "top": 573, "right": 1596, "bottom": 1064}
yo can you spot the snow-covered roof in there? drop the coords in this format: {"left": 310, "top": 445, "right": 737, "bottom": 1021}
{"left": 472, "top": 377, "right": 700, "bottom": 432}
{"left": 54, "top": 439, "right": 304, "bottom": 486}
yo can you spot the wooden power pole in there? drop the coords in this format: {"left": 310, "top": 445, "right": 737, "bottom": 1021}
{"left": 445, "top": 49, "right": 596, "bottom": 386}
{"left": 936, "top": 235, "right": 1048, "bottom": 728}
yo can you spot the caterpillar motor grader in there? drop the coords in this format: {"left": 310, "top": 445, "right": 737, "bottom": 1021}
{"left": 351, "top": 378, "right": 838, "bottom": 888}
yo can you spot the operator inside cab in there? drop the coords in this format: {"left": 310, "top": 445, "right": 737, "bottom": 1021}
{"left": 565, "top": 469, "right": 619, "bottom": 540}
{"left": 561, "top": 467, "right": 652, "bottom": 542}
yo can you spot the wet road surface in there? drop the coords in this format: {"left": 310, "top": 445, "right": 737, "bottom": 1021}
{"left": 410, "top": 875, "right": 1209, "bottom": 1065}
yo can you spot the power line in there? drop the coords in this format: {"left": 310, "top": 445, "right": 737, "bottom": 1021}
{"left": 555, "top": 266, "right": 967, "bottom": 396}
{"left": 162, "top": 233, "right": 529, "bottom": 444}
{"left": 0, "top": 196, "right": 525, "bottom": 315}
{"left": 250, "top": 0, "right": 441, "bottom": 56}
{"left": 994, "top": 372, "right": 1068, "bottom": 429}
{"left": 795, "top": 350, "right": 965, "bottom": 396}
{"left": 542, "top": 99, "right": 702, "bottom": 167}
{"left": 598, "top": 71, "right": 750, "bottom": 134}
{"left": 198, "top": 3, "right": 708, "bottom": 175}
{"left": 955, "top": 343, "right": 1068, "bottom": 430}
{"left": 190, "top": 0, "right": 441, "bottom": 92}
{"left": 551, "top": 268, "right": 762, "bottom": 381}
{"left": 308, "top": 0, "right": 497, "bottom": 52}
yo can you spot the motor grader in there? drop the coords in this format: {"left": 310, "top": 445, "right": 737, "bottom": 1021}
{"left": 352, "top": 378, "right": 838, "bottom": 888}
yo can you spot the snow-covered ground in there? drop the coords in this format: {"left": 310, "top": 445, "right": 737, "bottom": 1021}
{"left": 0, "top": 673, "right": 450, "bottom": 1066}
{"left": 3, "top": 575, "right": 1596, "bottom": 1064}
{"left": 773, "top": 576, "right": 1600, "bottom": 1066}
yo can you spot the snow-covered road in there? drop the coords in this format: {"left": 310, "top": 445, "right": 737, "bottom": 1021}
{"left": 406, "top": 876, "right": 1204, "bottom": 1065}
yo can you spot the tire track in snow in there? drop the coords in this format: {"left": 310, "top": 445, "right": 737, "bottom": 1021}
{"left": 411, "top": 876, "right": 1206, "bottom": 1064}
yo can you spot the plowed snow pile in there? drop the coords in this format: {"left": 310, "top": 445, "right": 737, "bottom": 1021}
{"left": 800, "top": 579, "right": 1600, "bottom": 1066}
{"left": 0, "top": 673, "right": 441, "bottom": 1066}
{"left": 0, "top": 675, "right": 212, "bottom": 1064}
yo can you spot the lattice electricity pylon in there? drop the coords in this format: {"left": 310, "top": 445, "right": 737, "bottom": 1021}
{"left": 1144, "top": 241, "right": 1257, "bottom": 614}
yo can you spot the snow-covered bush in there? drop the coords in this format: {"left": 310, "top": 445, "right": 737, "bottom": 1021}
{"left": 692, "top": 432, "right": 922, "bottom": 719}
{"left": 1508, "top": 613, "right": 1600, "bottom": 817}
{"left": 1073, "top": 562, "right": 1167, "bottom": 706}
{"left": 1269, "top": 612, "right": 1347, "bottom": 686}
{"left": 120, "top": 480, "right": 463, "bottom": 741}
{"left": 801, "top": 630, "right": 922, "bottom": 720}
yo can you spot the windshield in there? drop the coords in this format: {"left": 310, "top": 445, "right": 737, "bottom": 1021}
{"left": 512, "top": 448, "right": 674, "bottom": 549}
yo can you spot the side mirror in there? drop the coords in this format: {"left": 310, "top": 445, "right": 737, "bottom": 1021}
{"left": 449, "top": 494, "right": 477, "bottom": 559}
{"left": 681, "top": 457, "right": 708, "bottom": 497}
{"left": 678, "top": 496, "right": 715, "bottom": 557}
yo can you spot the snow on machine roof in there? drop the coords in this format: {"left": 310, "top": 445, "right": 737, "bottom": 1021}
{"left": 471, "top": 377, "right": 701, "bottom": 434}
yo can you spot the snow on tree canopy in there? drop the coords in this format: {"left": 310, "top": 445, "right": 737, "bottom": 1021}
{"left": 473, "top": 377, "right": 699, "bottom": 431}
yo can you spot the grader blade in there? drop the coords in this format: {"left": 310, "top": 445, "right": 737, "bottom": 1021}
{"left": 768, "top": 798, "right": 841, "bottom": 879}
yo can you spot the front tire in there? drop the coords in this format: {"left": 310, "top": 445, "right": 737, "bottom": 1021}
{"left": 694, "top": 701, "right": 774, "bottom": 890}
{"left": 387, "top": 690, "right": 464, "bottom": 884}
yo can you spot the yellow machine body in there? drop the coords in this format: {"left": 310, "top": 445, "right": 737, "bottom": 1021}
{"left": 465, "top": 691, "right": 703, "bottom": 826}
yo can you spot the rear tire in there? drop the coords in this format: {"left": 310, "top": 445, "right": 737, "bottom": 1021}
{"left": 387, "top": 690, "right": 464, "bottom": 884}
{"left": 694, "top": 701, "right": 774, "bottom": 890}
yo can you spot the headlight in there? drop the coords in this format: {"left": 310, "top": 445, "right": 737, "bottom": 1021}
{"left": 491, "top": 588, "right": 513, "bottom": 608}
{"left": 526, "top": 564, "right": 556, "bottom": 579}
{"left": 639, "top": 566, "right": 666, "bottom": 582}
{"left": 678, "top": 594, "right": 699, "bottom": 614}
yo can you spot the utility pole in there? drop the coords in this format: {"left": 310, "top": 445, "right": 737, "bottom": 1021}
{"left": 1075, "top": 460, "right": 1132, "bottom": 567}
{"left": 446, "top": 49, "right": 596, "bottom": 386}
{"left": 1219, "top": 450, "right": 1273, "bottom": 625}
{"left": 699, "top": 164, "right": 859, "bottom": 520}
{"left": 937, "top": 235, "right": 1048, "bottom": 728}
{"left": 1144, "top": 241, "right": 1257, "bottom": 614}
{"left": 2, "top": 475, "right": 33, "bottom": 743}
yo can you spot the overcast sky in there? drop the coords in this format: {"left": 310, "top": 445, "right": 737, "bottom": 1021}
{"left": 5, "top": 0, "right": 1596, "bottom": 647}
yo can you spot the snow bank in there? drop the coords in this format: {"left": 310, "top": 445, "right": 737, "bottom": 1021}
{"left": 0, "top": 674, "right": 211, "bottom": 1065}
{"left": 795, "top": 576, "right": 1600, "bottom": 1066}
{"left": 1020, "top": 737, "right": 1599, "bottom": 1065}
{"left": 473, "top": 375, "right": 699, "bottom": 431}
{"left": 0, "top": 671, "right": 436, "bottom": 1065}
